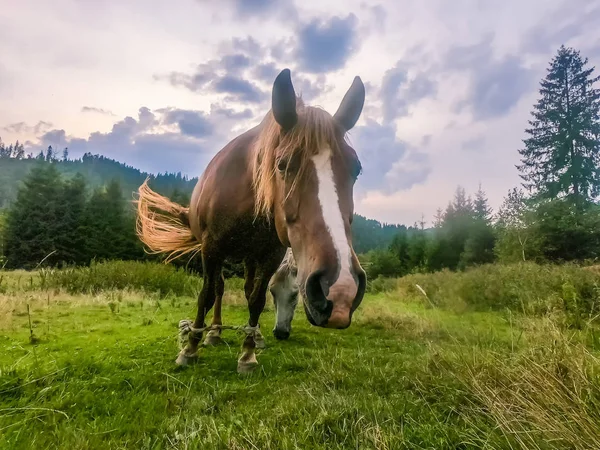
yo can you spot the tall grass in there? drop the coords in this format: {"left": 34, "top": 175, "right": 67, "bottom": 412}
{"left": 448, "top": 319, "right": 600, "bottom": 449}
{"left": 376, "top": 262, "right": 600, "bottom": 325}
{"left": 38, "top": 260, "right": 202, "bottom": 297}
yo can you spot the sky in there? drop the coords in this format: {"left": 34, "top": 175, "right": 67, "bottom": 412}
{"left": 1, "top": 0, "right": 599, "bottom": 226}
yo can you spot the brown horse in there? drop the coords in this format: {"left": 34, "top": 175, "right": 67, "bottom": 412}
{"left": 136, "top": 68, "right": 367, "bottom": 373}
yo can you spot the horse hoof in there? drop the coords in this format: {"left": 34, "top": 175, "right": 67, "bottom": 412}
{"left": 237, "top": 360, "right": 258, "bottom": 374}
{"left": 175, "top": 349, "right": 198, "bottom": 366}
{"left": 237, "top": 351, "right": 258, "bottom": 374}
{"left": 203, "top": 333, "right": 223, "bottom": 347}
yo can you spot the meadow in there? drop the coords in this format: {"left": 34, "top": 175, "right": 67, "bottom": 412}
{"left": 1, "top": 261, "right": 599, "bottom": 449}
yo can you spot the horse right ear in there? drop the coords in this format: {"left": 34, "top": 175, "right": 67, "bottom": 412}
{"left": 272, "top": 69, "right": 298, "bottom": 131}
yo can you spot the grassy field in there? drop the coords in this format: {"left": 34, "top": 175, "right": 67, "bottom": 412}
{"left": 1, "top": 262, "right": 599, "bottom": 449}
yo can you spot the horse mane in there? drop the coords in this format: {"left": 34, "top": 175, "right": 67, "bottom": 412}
{"left": 251, "top": 96, "right": 344, "bottom": 220}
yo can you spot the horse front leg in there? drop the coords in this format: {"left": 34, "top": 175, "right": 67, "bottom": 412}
{"left": 238, "top": 253, "right": 283, "bottom": 374}
{"left": 241, "top": 260, "right": 265, "bottom": 349}
{"left": 203, "top": 271, "right": 224, "bottom": 346}
{"left": 176, "top": 254, "right": 221, "bottom": 366}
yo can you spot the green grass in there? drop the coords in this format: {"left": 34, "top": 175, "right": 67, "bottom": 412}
{"left": 1, "top": 263, "right": 600, "bottom": 449}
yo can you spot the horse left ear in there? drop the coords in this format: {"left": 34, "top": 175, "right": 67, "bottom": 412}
{"left": 333, "top": 76, "right": 365, "bottom": 132}
{"left": 272, "top": 68, "right": 298, "bottom": 131}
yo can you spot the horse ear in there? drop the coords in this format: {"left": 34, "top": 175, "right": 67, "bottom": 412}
{"left": 333, "top": 76, "right": 365, "bottom": 131}
{"left": 272, "top": 69, "right": 298, "bottom": 131}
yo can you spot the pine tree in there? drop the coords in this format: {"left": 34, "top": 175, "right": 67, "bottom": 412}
{"left": 517, "top": 45, "right": 600, "bottom": 208}
{"left": 473, "top": 183, "right": 493, "bottom": 223}
{"left": 461, "top": 184, "right": 496, "bottom": 267}
{"left": 82, "top": 178, "right": 143, "bottom": 262}
{"left": 55, "top": 173, "right": 88, "bottom": 265}
{"left": 4, "top": 164, "right": 64, "bottom": 268}
{"left": 389, "top": 226, "right": 411, "bottom": 275}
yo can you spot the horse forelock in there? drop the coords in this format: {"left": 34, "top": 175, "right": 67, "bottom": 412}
{"left": 251, "top": 97, "right": 347, "bottom": 220}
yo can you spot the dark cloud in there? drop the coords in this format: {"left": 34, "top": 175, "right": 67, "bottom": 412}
{"left": 30, "top": 104, "right": 255, "bottom": 176}
{"left": 350, "top": 119, "right": 430, "bottom": 193}
{"left": 159, "top": 29, "right": 339, "bottom": 107}
{"left": 221, "top": 54, "right": 251, "bottom": 73}
{"left": 81, "top": 106, "right": 115, "bottom": 116}
{"left": 295, "top": 14, "right": 359, "bottom": 73}
{"left": 212, "top": 75, "right": 266, "bottom": 103}
{"left": 158, "top": 36, "right": 272, "bottom": 105}
{"left": 41, "top": 129, "right": 68, "bottom": 148}
{"left": 444, "top": 35, "right": 534, "bottom": 120}
{"left": 380, "top": 62, "right": 437, "bottom": 122}
{"left": 162, "top": 109, "right": 214, "bottom": 138}
{"left": 3, "top": 120, "right": 53, "bottom": 135}
{"left": 469, "top": 56, "right": 532, "bottom": 120}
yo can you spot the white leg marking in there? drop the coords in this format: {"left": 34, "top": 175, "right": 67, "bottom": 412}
{"left": 310, "top": 147, "right": 352, "bottom": 281}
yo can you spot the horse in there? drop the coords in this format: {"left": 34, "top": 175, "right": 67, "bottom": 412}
{"left": 136, "top": 68, "right": 367, "bottom": 373}
{"left": 269, "top": 248, "right": 300, "bottom": 340}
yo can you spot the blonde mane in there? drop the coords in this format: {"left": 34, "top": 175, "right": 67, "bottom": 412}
{"left": 251, "top": 97, "right": 344, "bottom": 220}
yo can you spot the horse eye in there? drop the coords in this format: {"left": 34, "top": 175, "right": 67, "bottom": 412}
{"left": 277, "top": 159, "right": 288, "bottom": 173}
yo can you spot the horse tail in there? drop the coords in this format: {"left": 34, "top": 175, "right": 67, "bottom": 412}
{"left": 135, "top": 177, "right": 202, "bottom": 263}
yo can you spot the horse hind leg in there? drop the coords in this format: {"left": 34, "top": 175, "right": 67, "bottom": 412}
{"left": 176, "top": 253, "right": 221, "bottom": 366}
{"left": 203, "top": 271, "right": 225, "bottom": 346}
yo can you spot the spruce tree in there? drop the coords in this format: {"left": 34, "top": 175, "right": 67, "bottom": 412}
{"left": 517, "top": 45, "right": 600, "bottom": 208}
{"left": 461, "top": 185, "right": 495, "bottom": 267}
{"left": 4, "top": 164, "right": 64, "bottom": 268}
{"left": 55, "top": 173, "right": 88, "bottom": 265}
{"left": 473, "top": 183, "right": 493, "bottom": 223}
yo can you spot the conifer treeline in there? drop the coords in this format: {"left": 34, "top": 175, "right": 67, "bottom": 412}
{"left": 1, "top": 163, "right": 144, "bottom": 269}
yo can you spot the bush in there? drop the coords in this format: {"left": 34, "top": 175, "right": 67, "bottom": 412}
{"left": 363, "top": 249, "right": 403, "bottom": 280}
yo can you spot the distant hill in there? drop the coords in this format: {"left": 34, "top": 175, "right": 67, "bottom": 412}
{"left": 0, "top": 147, "right": 402, "bottom": 254}
{"left": 0, "top": 152, "right": 198, "bottom": 209}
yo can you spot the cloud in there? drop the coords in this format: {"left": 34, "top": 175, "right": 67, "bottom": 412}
{"left": 221, "top": 53, "right": 251, "bottom": 73}
{"left": 380, "top": 62, "right": 437, "bottom": 122}
{"left": 32, "top": 106, "right": 243, "bottom": 175}
{"left": 444, "top": 35, "right": 534, "bottom": 120}
{"left": 162, "top": 109, "right": 215, "bottom": 138}
{"left": 350, "top": 119, "right": 431, "bottom": 193}
{"left": 159, "top": 31, "right": 336, "bottom": 107}
{"left": 3, "top": 121, "right": 53, "bottom": 135}
{"left": 81, "top": 106, "right": 115, "bottom": 116}
{"left": 212, "top": 75, "right": 266, "bottom": 103}
{"left": 295, "top": 14, "right": 359, "bottom": 73}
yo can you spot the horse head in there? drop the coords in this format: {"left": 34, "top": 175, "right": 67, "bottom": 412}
{"left": 254, "top": 69, "right": 366, "bottom": 330}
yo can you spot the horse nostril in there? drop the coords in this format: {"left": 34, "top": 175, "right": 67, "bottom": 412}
{"left": 273, "top": 328, "right": 290, "bottom": 340}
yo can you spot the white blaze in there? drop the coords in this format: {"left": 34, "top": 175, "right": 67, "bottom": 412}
{"left": 310, "top": 147, "right": 353, "bottom": 285}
